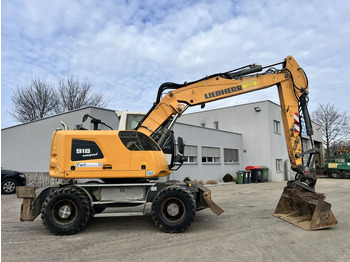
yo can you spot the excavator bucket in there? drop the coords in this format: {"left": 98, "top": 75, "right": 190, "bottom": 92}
{"left": 274, "top": 181, "right": 338, "bottom": 230}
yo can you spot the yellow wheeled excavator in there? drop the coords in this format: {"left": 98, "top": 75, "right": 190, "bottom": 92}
{"left": 17, "top": 56, "right": 337, "bottom": 235}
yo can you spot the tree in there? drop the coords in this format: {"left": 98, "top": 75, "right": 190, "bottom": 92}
{"left": 312, "top": 103, "right": 350, "bottom": 159}
{"left": 10, "top": 76, "right": 107, "bottom": 123}
{"left": 55, "top": 75, "right": 106, "bottom": 113}
{"left": 342, "top": 139, "right": 350, "bottom": 152}
{"left": 10, "top": 79, "right": 58, "bottom": 123}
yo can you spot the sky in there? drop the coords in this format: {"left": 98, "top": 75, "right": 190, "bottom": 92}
{"left": 2, "top": 0, "right": 350, "bottom": 129}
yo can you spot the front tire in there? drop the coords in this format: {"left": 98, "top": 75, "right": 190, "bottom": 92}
{"left": 1, "top": 179, "right": 17, "bottom": 194}
{"left": 329, "top": 170, "right": 342, "bottom": 179}
{"left": 151, "top": 186, "right": 196, "bottom": 233}
{"left": 41, "top": 187, "right": 91, "bottom": 235}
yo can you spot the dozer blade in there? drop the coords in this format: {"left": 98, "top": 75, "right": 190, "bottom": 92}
{"left": 274, "top": 181, "right": 337, "bottom": 230}
{"left": 197, "top": 183, "right": 224, "bottom": 215}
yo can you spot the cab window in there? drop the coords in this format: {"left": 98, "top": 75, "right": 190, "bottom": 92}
{"left": 119, "top": 131, "right": 160, "bottom": 151}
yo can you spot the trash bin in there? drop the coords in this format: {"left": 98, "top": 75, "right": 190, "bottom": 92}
{"left": 260, "top": 166, "right": 269, "bottom": 182}
{"left": 245, "top": 166, "right": 263, "bottom": 182}
{"left": 245, "top": 170, "right": 251, "bottom": 183}
{"left": 236, "top": 171, "right": 244, "bottom": 184}
{"left": 243, "top": 171, "right": 248, "bottom": 184}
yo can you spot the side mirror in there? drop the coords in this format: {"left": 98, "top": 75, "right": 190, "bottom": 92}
{"left": 178, "top": 137, "right": 185, "bottom": 155}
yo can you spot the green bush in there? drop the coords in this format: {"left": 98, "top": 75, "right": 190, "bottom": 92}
{"left": 223, "top": 173, "right": 234, "bottom": 182}
{"left": 183, "top": 177, "right": 191, "bottom": 182}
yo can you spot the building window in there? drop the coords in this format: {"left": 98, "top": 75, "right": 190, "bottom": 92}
{"left": 202, "top": 147, "right": 220, "bottom": 163}
{"left": 224, "top": 148, "right": 239, "bottom": 163}
{"left": 214, "top": 121, "right": 219, "bottom": 130}
{"left": 276, "top": 159, "right": 283, "bottom": 172}
{"left": 183, "top": 145, "right": 198, "bottom": 164}
{"left": 273, "top": 120, "right": 281, "bottom": 134}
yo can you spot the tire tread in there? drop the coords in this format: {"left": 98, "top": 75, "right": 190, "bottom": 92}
{"left": 151, "top": 186, "right": 196, "bottom": 233}
{"left": 41, "top": 187, "right": 91, "bottom": 235}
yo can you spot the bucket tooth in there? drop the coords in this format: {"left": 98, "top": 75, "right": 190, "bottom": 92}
{"left": 274, "top": 181, "right": 338, "bottom": 230}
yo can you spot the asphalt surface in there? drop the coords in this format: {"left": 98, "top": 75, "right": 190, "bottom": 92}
{"left": 2, "top": 178, "right": 350, "bottom": 262}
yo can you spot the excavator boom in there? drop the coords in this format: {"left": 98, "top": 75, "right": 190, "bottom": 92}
{"left": 136, "top": 55, "right": 337, "bottom": 230}
{"left": 137, "top": 57, "right": 305, "bottom": 170}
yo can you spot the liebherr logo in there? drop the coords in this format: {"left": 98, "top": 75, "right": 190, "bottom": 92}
{"left": 204, "top": 85, "right": 242, "bottom": 99}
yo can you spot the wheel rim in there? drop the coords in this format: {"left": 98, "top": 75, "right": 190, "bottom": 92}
{"left": 161, "top": 197, "right": 186, "bottom": 223}
{"left": 3, "top": 181, "right": 16, "bottom": 193}
{"left": 331, "top": 171, "right": 340, "bottom": 178}
{"left": 52, "top": 199, "right": 78, "bottom": 224}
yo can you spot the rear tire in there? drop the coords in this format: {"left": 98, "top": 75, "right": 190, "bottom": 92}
{"left": 151, "top": 186, "right": 196, "bottom": 233}
{"left": 41, "top": 187, "right": 91, "bottom": 235}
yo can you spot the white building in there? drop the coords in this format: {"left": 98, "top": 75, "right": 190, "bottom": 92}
{"left": 178, "top": 100, "right": 324, "bottom": 181}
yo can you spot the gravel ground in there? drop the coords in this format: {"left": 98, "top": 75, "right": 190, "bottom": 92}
{"left": 2, "top": 178, "right": 349, "bottom": 262}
